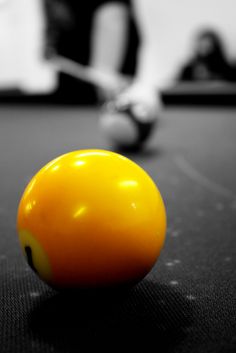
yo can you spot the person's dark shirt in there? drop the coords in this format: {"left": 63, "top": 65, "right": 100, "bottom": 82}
{"left": 43, "top": 0, "right": 138, "bottom": 103}
{"left": 44, "top": 0, "right": 131, "bottom": 64}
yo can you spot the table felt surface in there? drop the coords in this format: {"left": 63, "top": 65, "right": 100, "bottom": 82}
{"left": 0, "top": 105, "right": 236, "bottom": 353}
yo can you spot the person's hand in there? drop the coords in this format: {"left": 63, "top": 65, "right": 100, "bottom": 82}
{"left": 114, "top": 81, "right": 162, "bottom": 122}
{"left": 95, "top": 69, "right": 131, "bottom": 103}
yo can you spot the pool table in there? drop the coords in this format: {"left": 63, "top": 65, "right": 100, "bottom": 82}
{"left": 0, "top": 104, "right": 235, "bottom": 353}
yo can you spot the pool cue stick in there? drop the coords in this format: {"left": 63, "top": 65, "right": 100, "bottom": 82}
{"left": 51, "top": 55, "right": 130, "bottom": 91}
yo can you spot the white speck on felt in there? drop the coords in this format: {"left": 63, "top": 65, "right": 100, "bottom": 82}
{"left": 186, "top": 295, "right": 196, "bottom": 301}
{"left": 172, "top": 230, "right": 180, "bottom": 237}
{"left": 225, "top": 257, "right": 231, "bottom": 262}
{"left": 170, "top": 280, "right": 179, "bottom": 286}
{"left": 166, "top": 262, "right": 174, "bottom": 267}
{"left": 159, "top": 300, "right": 166, "bottom": 305}
{"left": 29, "top": 291, "right": 40, "bottom": 298}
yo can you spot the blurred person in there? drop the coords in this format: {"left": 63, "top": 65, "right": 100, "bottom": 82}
{"left": 178, "top": 29, "right": 236, "bottom": 82}
{"left": 116, "top": 0, "right": 236, "bottom": 110}
{"left": 43, "top": 0, "right": 139, "bottom": 103}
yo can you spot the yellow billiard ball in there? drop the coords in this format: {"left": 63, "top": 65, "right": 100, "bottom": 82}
{"left": 17, "top": 150, "right": 166, "bottom": 288}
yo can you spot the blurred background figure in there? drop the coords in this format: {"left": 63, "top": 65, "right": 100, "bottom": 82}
{"left": 178, "top": 29, "right": 236, "bottom": 82}
{"left": 121, "top": 0, "right": 236, "bottom": 102}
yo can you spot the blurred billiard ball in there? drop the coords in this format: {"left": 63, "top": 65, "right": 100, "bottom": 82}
{"left": 99, "top": 100, "right": 158, "bottom": 150}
